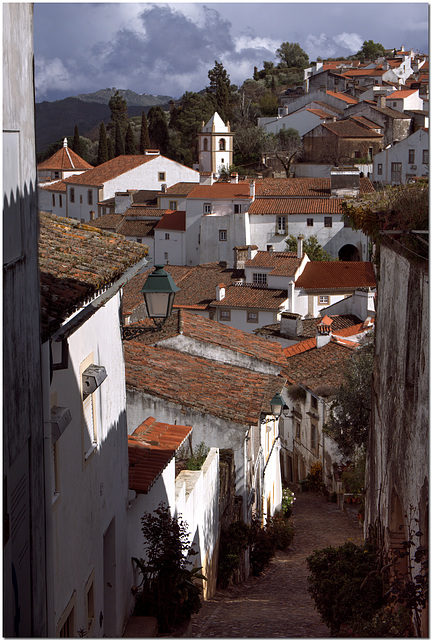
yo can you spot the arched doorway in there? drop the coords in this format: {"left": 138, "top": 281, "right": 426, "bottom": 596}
{"left": 338, "top": 244, "right": 360, "bottom": 261}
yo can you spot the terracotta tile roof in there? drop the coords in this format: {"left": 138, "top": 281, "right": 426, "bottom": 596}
{"left": 37, "top": 145, "right": 93, "bottom": 171}
{"left": 118, "top": 220, "right": 157, "bottom": 237}
{"left": 313, "top": 102, "right": 344, "bottom": 115}
{"left": 295, "top": 262, "right": 376, "bottom": 290}
{"left": 122, "top": 265, "right": 192, "bottom": 317}
{"left": 340, "top": 69, "right": 386, "bottom": 78}
{"left": 39, "top": 180, "right": 68, "bottom": 192}
{"left": 172, "top": 264, "right": 245, "bottom": 309}
{"left": 63, "top": 155, "right": 155, "bottom": 186}
{"left": 212, "top": 284, "right": 288, "bottom": 310}
{"left": 284, "top": 339, "right": 359, "bottom": 391}
{"left": 245, "top": 251, "right": 302, "bottom": 275}
{"left": 350, "top": 115, "right": 382, "bottom": 130}
{"left": 320, "top": 120, "right": 383, "bottom": 138}
{"left": 87, "top": 214, "right": 124, "bottom": 232}
{"left": 325, "top": 90, "right": 358, "bottom": 104}
{"left": 128, "top": 417, "right": 192, "bottom": 493}
{"left": 39, "top": 212, "right": 147, "bottom": 341}
{"left": 297, "top": 314, "right": 362, "bottom": 338}
{"left": 155, "top": 210, "right": 186, "bottom": 231}
{"left": 163, "top": 182, "right": 199, "bottom": 196}
{"left": 130, "top": 309, "right": 285, "bottom": 367}
{"left": 187, "top": 182, "right": 252, "bottom": 200}
{"left": 386, "top": 89, "right": 418, "bottom": 99}
{"left": 367, "top": 104, "right": 411, "bottom": 119}
{"left": 306, "top": 108, "right": 336, "bottom": 118}
{"left": 124, "top": 342, "right": 284, "bottom": 425}
{"left": 254, "top": 177, "right": 374, "bottom": 197}
{"left": 124, "top": 206, "right": 167, "bottom": 217}
{"left": 249, "top": 198, "right": 343, "bottom": 215}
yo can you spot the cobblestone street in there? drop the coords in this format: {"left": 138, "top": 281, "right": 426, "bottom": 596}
{"left": 191, "top": 491, "right": 364, "bottom": 638}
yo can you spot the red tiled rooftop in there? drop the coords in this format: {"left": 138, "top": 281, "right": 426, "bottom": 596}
{"left": 254, "top": 177, "right": 374, "bottom": 197}
{"left": 212, "top": 284, "right": 288, "bottom": 310}
{"left": 284, "top": 339, "right": 360, "bottom": 391}
{"left": 124, "top": 343, "right": 284, "bottom": 425}
{"left": 155, "top": 210, "right": 186, "bottom": 231}
{"left": 295, "top": 262, "right": 376, "bottom": 290}
{"left": 320, "top": 120, "right": 383, "bottom": 138}
{"left": 128, "top": 417, "right": 192, "bottom": 493}
{"left": 39, "top": 180, "right": 68, "bottom": 192}
{"left": 245, "top": 251, "right": 302, "bottom": 275}
{"left": 39, "top": 212, "right": 147, "bottom": 341}
{"left": 249, "top": 198, "right": 344, "bottom": 215}
{"left": 37, "top": 144, "right": 93, "bottom": 171}
{"left": 162, "top": 182, "right": 199, "bottom": 196}
{"left": 118, "top": 219, "right": 156, "bottom": 237}
{"left": 325, "top": 90, "right": 358, "bottom": 104}
{"left": 64, "top": 154, "right": 155, "bottom": 186}
{"left": 187, "top": 182, "right": 253, "bottom": 200}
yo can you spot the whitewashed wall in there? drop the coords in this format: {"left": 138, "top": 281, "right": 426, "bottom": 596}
{"left": 372, "top": 128, "right": 429, "bottom": 185}
{"left": 154, "top": 228, "right": 186, "bottom": 265}
{"left": 43, "top": 293, "right": 131, "bottom": 637}
{"left": 175, "top": 448, "right": 220, "bottom": 598}
{"left": 200, "top": 212, "right": 250, "bottom": 267}
{"left": 215, "top": 306, "right": 282, "bottom": 333}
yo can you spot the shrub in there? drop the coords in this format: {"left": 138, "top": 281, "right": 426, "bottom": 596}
{"left": 217, "top": 520, "right": 249, "bottom": 589}
{"left": 306, "top": 541, "right": 383, "bottom": 635}
{"left": 306, "top": 462, "right": 323, "bottom": 491}
{"left": 132, "top": 503, "right": 206, "bottom": 632}
{"left": 269, "top": 514, "right": 294, "bottom": 550}
{"left": 249, "top": 513, "right": 295, "bottom": 576}
{"left": 281, "top": 487, "right": 296, "bottom": 518}
{"left": 186, "top": 442, "right": 209, "bottom": 470}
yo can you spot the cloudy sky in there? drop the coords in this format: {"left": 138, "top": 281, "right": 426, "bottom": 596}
{"left": 33, "top": 2, "right": 429, "bottom": 102}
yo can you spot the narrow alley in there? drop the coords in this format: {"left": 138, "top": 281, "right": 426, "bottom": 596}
{"left": 191, "top": 491, "right": 364, "bottom": 638}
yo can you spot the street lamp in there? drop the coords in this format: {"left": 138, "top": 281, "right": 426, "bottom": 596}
{"left": 141, "top": 264, "right": 180, "bottom": 329}
{"left": 270, "top": 393, "right": 290, "bottom": 418}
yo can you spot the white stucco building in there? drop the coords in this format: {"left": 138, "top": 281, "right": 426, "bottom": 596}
{"left": 372, "top": 128, "right": 429, "bottom": 185}
{"left": 39, "top": 213, "right": 148, "bottom": 637}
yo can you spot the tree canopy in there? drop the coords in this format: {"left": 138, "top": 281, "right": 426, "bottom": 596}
{"left": 356, "top": 40, "right": 386, "bottom": 63}
{"left": 97, "top": 122, "right": 108, "bottom": 165}
{"left": 264, "top": 128, "right": 303, "bottom": 177}
{"left": 285, "top": 235, "right": 335, "bottom": 261}
{"left": 147, "top": 106, "right": 169, "bottom": 155}
{"left": 108, "top": 90, "right": 129, "bottom": 136}
{"left": 325, "top": 341, "right": 374, "bottom": 458}
{"left": 276, "top": 41, "right": 309, "bottom": 69}
{"left": 207, "top": 60, "right": 233, "bottom": 123}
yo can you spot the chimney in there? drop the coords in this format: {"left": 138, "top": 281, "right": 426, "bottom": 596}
{"left": 280, "top": 312, "right": 303, "bottom": 337}
{"left": 200, "top": 172, "right": 214, "bottom": 185}
{"left": 378, "top": 95, "right": 386, "bottom": 108}
{"left": 297, "top": 236, "right": 304, "bottom": 259}
{"left": 250, "top": 180, "right": 256, "bottom": 200}
{"left": 316, "top": 323, "right": 332, "bottom": 348}
{"left": 230, "top": 172, "right": 239, "bottom": 184}
{"left": 63, "top": 138, "right": 68, "bottom": 148}
{"left": 216, "top": 283, "right": 226, "bottom": 301}
{"left": 161, "top": 183, "right": 167, "bottom": 193}
{"left": 247, "top": 245, "right": 258, "bottom": 260}
{"left": 330, "top": 167, "right": 360, "bottom": 197}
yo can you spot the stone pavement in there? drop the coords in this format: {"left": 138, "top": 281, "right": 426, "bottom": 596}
{"left": 190, "top": 491, "right": 364, "bottom": 638}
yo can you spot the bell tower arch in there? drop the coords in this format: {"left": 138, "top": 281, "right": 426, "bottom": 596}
{"left": 198, "top": 112, "right": 234, "bottom": 177}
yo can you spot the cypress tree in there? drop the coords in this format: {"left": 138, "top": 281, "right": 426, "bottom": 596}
{"left": 72, "top": 124, "right": 82, "bottom": 156}
{"left": 107, "top": 136, "right": 114, "bottom": 160}
{"left": 147, "top": 106, "right": 169, "bottom": 154}
{"left": 125, "top": 123, "right": 136, "bottom": 155}
{"left": 114, "top": 120, "right": 125, "bottom": 157}
{"left": 97, "top": 122, "right": 109, "bottom": 165}
{"left": 139, "top": 110, "right": 150, "bottom": 153}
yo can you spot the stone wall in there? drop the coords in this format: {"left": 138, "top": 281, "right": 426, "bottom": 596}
{"left": 366, "top": 240, "right": 428, "bottom": 633}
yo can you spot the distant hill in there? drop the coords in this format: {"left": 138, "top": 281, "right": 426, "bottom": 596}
{"left": 35, "top": 89, "right": 173, "bottom": 153}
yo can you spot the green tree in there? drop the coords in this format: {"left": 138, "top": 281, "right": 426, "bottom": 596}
{"left": 285, "top": 234, "right": 335, "bottom": 261}
{"left": 72, "top": 124, "right": 82, "bottom": 157}
{"left": 207, "top": 60, "right": 233, "bottom": 122}
{"left": 147, "top": 106, "right": 169, "bottom": 154}
{"left": 276, "top": 41, "right": 309, "bottom": 69}
{"left": 108, "top": 89, "right": 128, "bottom": 137}
{"left": 97, "top": 122, "right": 108, "bottom": 165}
{"left": 259, "top": 92, "right": 278, "bottom": 117}
{"left": 356, "top": 40, "right": 386, "bottom": 63}
{"left": 114, "top": 120, "right": 125, "bottom": 156}
{"left": 125, "top": 122, "right": 136, "bottom": 154}
{"left": 167, "top": 92, "right": 214, "bottom": 165}
{"left": 107, "top": 135, "right": 114, "bottom": 160}
{"left": 139, "top": 110, "right": 150, "bottom": 153}
{"left": 325, "top": 341, "right": 374, "bottom": 457}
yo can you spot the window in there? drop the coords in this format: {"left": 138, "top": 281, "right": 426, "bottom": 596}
{"left": 79, "top": 195, "right": 83, "bottom": 204}
{"left": 203, "top": 138, "right": 208, "bottom": 151}
{"left": 136, "top": 238, "right": 142, "bottom": 244}
{"left": 219, "top": 138, "right": 226, "bottom": 151}
{"left": 318, "top": 295, "right": 330, "bottom": 305}
{"left": 165, "top": 233, "right": 170, "bottom": 240}
{"left": 307, "top": 218, "right": 314, "bottom": 227}
{"left": 158, "top": 172, "right": 166, "bottom": 181}
{"left": 377, "top": 164, "right": 382, "bottom": 175}
{"left": 219, "top": 229, "right": 227, "bottom": 241}
{"left": 295, "top": 422, "right": 301, "bottom": 441}
{"left": 324, "top": 217, "right": 332, "bottom": 228}
{"left": 54, "top": 171, "right": 60, "bottom": 179}
{"left": 52, "top": 194, "right": 55, "bottom": 206}
{"left": 354, "top": 150, "right": 361, "bottom": 159}
{"left": 59, "top": 195, "right": 62, "bottom": 208}
{"left": 219, "top": 309, "right": 231, "bottom": 321}
{"left": 247, "top": 311, "right": 259, "bottom": 323}
{"left": 164, "top": 252, "right": 169, "bottom": 262}
{"left": 234, "top": 204, "right": 241, "bottom": 213}
{"left": 423, "top": 149, "right": 429, "bottom": 164}
{"left": 391, "top": 162, "right": 402, "bottom": 183}
{"left": 203, "top": 203, "right": 211, "bottom": 214}
{"left": 89, "top": 211, "right": 95, "bottom": 221}
{"left": 311, "top": 395, "right": 318, "bottom": 410}
{"left": 169, "top": 201, "right": 177, "bottom": 210}
{"left": 276, "top": 216, "right": 286, "bottom": 234}
{"left": 70, "top": 188, "right": 75, "bottom": 203}
{"left": 87, "top": 190, "right": 93, "bottom": 205}
{"left": 253, "top": 272, "right": 267, "bottom": 285}
{"left": 408, "top": 149, "right": 415, "bottom": 164}
{"left": 57, "top": 593, "right": 76, "bottom": 637}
